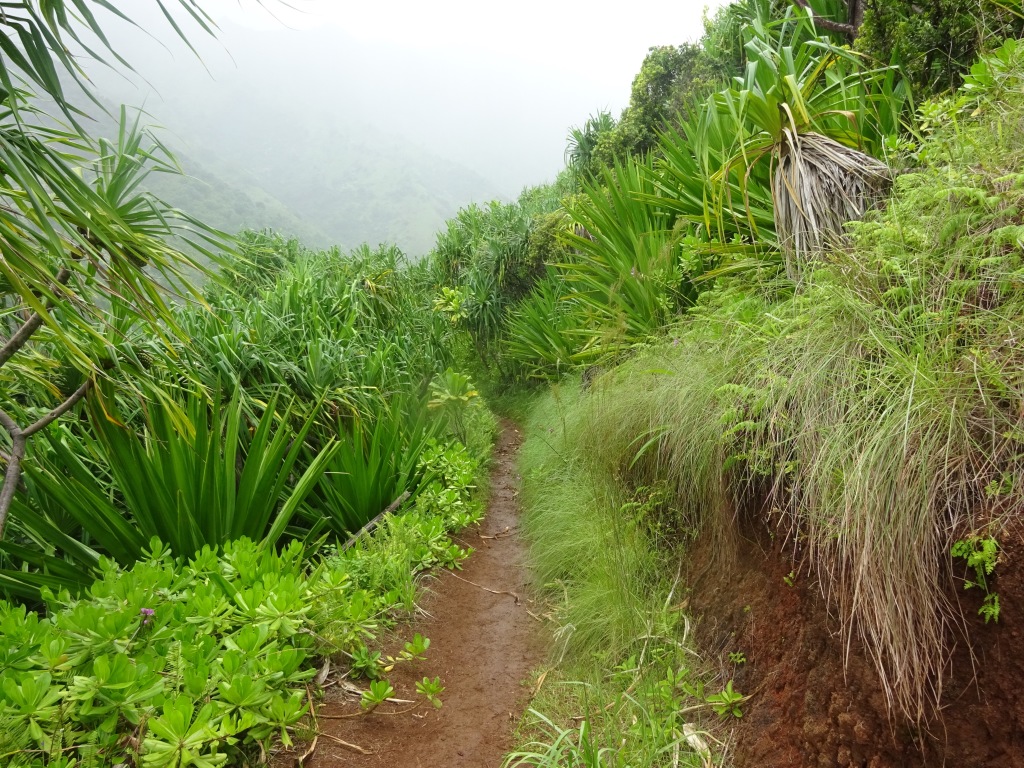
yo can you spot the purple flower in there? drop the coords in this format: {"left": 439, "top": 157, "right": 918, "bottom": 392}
{"left": 140, "top": 607, "right": 155, "bottom": 626}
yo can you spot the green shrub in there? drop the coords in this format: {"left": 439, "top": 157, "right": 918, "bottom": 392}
{"left": 0, "top": 539, "right": 323, "bottom": 765}
{"left": 0, "top": 435, "right": 487, "bottom": 767}
{"left": 2, "top": 392, "right": 334, "bottom": 597}
{"left": 543, "top": 74, "right": 1024, "bottom": 722}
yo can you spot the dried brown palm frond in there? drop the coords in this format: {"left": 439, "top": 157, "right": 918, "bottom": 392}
{"left": 772, "top": 130, "right": 892, "bottom": 278}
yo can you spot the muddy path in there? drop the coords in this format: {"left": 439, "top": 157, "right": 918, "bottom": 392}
{"left": 309, "top": 420, "right": 543, "bottom": 768}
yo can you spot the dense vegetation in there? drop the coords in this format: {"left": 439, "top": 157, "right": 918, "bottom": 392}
{"left": 425, "top": 0, "right": 1024, "bottom": 762}
{"left": 0, "top": 5, "right": 495, "bottom": 764}
{"left": 2, "top": 0, "right": 1023, "bottom": 765}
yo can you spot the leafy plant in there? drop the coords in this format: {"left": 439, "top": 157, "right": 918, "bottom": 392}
{"left": 713, "top": 0, "right": 911, "bottom": 276}
{"left": 952, "top": 535, "right": 1001, "bottom": 623}
{"left": 563, "top": 155, "right": 696, "bottom": 347}
{"left": 401, "top": 633, "right": 431, "bottom": 661}
{"left": 349, "top": 643, "right": 384, "bottom": 679}
{"left": 310, "top": 399, "right": 435, "bottom": 537}
{"left": 416, "top": 676, "right": 445, "bottom": 709}
{"left": 2, "top": 391, "right": 336, "bottom": 595}
{"left": 429, "top": 369, "right": 479, "bottom": 442}
{"left": 706, "top": 680, "right": 745, "bottom": 718}
{"left": 0, "top": 539, "right": 323, "bottom": 765}
{"left": 360, "top": 680, "right": 396, "bottom": 712}
{"left": 0, "top": 2, "right": 228, "bottom": 539}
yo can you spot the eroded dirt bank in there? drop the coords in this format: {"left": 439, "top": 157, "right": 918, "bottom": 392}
{"left": 310, "top": 420, "right": 543, "bottom": 768}
{"left": 687, "top": 512, "right": 1024, "bottom": 767}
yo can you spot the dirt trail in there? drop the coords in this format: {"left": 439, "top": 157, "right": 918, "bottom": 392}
{"left": 310, "top": 421, "right": 543, "bottom": 768}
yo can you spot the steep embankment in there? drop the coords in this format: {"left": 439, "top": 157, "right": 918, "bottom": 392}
{"left": 687, "top": 511, "right": 1024, "bottom": 767}
{"left": 311, "top": 422, "right": 543, "bottom": 767}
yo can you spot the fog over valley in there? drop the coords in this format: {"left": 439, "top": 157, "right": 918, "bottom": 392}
{"left": 80, "top": 0, "right": 721, "bottom": 256}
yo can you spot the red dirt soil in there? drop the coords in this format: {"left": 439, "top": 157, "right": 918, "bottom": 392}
{"left": 307, "top": 421, "right": 544, "bottom": 768}
{"left": 687, "top": 510, "right": 1024, "bottom": 767}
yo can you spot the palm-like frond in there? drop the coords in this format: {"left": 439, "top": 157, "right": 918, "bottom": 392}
{"left": 772, "top": 130, "right": 890, "bottom": 277}
{"left": 562, "top": 157, "right": 694, "bottom": 345}
{"left": 711, "top": 0, "right": 912, "bottom": 268}
{"left": 1, "top": 389, "right": 337, "bottom": 592}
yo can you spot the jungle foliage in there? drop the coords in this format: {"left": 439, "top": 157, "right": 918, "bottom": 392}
{"left": 0, "top": 5, "right": 496, "bottom": 765}
{"left": 429, "top": 0, "right": 1024, "bottom": 760}
{"left": 3, "top": 0, "right": 1024, "bottom": 765}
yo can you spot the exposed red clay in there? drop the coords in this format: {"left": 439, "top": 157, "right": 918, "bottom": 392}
{"left": 687, "top": 509, "right": 1024, "bottom": 767}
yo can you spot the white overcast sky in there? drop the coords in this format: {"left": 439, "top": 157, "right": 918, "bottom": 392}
{"left": 202, "top": 0, "right": 723, "bottom": 87}
{"left": 92, "top": 0, "right": 728, "bottom": 194}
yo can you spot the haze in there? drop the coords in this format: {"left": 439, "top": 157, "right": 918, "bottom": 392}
{"left": 82, "top": 0, "right": 725, "bottom": 255}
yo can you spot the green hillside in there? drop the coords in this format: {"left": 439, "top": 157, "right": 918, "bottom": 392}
{"left": 4, "top": 2, "right": 1024, "bottom": 767}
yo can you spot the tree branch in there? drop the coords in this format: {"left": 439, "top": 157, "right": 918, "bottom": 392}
{"left": 791, "top": 0, "right": 859, "bottom": 39}
{"left": 0, "top": 408, "right": 19, "bottom": 438}
{"left": 23, "top": 379, "right": 93, "bottom": 438}
{"left": 0, "top": 408, "right": 25, "bottom": 540}
{"left": 0, "top": 378, "right": 92, "bottom": 538}
{"left": 0, "top": 266, "right": 72, "bottom": 370}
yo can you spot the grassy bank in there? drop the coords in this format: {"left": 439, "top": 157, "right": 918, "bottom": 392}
{"left": 506, "top": 383, "right": 734, "bottom": 767}
{"left": 511, "top": 46, "right": 1024, "bottom": 732}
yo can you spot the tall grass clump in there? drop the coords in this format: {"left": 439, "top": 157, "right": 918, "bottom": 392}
{"left": 519, "top": 384, "right": 668, "bottom": 657}
{"left": 511, "top": 383, "right": 728, "bottom": 766}
{"left": 556, "top": 50, "right": 1024, "bottom": 723}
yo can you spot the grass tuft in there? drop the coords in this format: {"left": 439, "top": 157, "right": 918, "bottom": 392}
{"left": 509, "top": 384, "right": 730, "bottom": 766}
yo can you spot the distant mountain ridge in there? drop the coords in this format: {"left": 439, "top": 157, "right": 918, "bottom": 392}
{"left": 78, "top": 86, "right": 503, "bottom": 259}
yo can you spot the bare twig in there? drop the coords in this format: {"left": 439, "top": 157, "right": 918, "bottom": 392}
{"left": 480, "top": 526, "right": 514, "bottom": 540}
{"left": 0, "top": 267, "right": 72, "bottom": 370}
{"left": 341, "top": 491, "right": 411, "bottom": 550}
{"left": 318, "top": 704, "right": 420, "bottom": 719}
{"left": 296, "top": 734, "right": 318, "bottom": 766}
{"left": 24, "top": 379, "right": 93, "bottom": 438}
{"left": 319, "top": 733, "right": 372, "bottom": 755}
{"left": 297, "top": 687, "right": 320, "bottom": 766}
{"left": 447, "top": 571, "right": 523, "bottom": 604}
{"left": 0, "top": 379, "right": 92, "bottom": 538}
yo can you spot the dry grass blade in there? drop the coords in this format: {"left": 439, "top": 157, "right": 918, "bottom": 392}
{"left": 320, "top": 733, "right": 373, "bottom": 755}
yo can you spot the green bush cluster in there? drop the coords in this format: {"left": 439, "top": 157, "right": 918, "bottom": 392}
{"left": 0, "top": 435, "right": 484, "bottom": 767}
{"left": 856, "top": 0, "right": 1024, "bottom": 98}
{"left": 492, "top": 0, "right": 909, "bottom": 381}
{"left": 0, "top": 539, "right": 329, "bottom": 767}
{"left": 2, "top": 231, "right": 493, "bottom": 597}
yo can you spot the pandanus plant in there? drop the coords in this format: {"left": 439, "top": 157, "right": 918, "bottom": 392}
{"left": 0, "top": 1, "right": 230, "bottom": 538}
{"left": 720, "top": 2, "right": 912, "bottom": 277}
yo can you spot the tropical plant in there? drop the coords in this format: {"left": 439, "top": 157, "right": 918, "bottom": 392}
{"left": 1, "top": 392, "right": 336, "bottom": 595}
{"left": 310, "top": 400, "right": 436, "bottom": 537}
{"left": 715, "top": 1, "right": 912, "bottom": 276}
{"left": 566, "top": 111, "right": 616, "bottom": 185}
{"left": 429, "top": 369, "right": 479, "bottom": 442}
{"left": 505, "top": 273, "right": 602, "bottom": 380}
{"left": 562, "top": 156, "right": 698, "bottom": 347}
{"left": 0, "top": 3, "right": 229, "bottom": 537}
